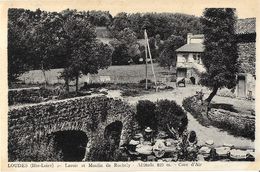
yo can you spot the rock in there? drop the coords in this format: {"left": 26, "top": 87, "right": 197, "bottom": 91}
{"left": 229, "top": 149, "right": 248, "bottom": 160}
{"left": 215, "top": 146, "right": 231, "bottom": 157}
{"left": 136, "top": 145, "right": 153, "bottom": 155}
{"left": 197, "top": 154, "right": 205, "bottom": 161}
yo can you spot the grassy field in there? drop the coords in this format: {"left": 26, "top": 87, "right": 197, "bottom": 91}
{"left": 18, "top": 63, "right": 175, "bottom": 85}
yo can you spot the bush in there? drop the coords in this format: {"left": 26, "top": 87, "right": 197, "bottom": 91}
{"left": 121, "top": 89, "right": 140, "bottom": 97}
{"left": 139, "top": 79, "right": 153, "bottom": 84}
{"left": 156, "top": 100, "right": 188, "bottom": 134}
{"left": 182, "top": 96, "right": 255, "bottom": 140}
{"left": 210, "top": 103, "right": 238, "bottom": 113}
{"left": 136, "top": 100, "right": 157, "bottom": 130}
{"left": 8, "top": 88, "right": 51, "bottom": 105}
{"left": 135, "top": 99, "right": 188, "bottom": 134}
{"left": 80, "top": 82, "right": 108, "bottom": 91}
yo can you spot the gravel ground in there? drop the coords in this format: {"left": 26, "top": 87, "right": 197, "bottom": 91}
{"left": 116, "top": 85, "right": 255, "bottom": 148}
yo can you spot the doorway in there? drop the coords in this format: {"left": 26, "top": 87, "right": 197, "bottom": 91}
{"left": 104, "top": 121, "right": 123, "bottom": 148}
{"left": 50, "top": 130, "right": 88, "bottom": 161}
{"left": 237, "top": 75, "right": 246, "bottom": 98}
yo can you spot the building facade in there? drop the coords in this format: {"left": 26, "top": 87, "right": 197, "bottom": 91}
{"left": 175, "top": 33, "right": 205, "bottom": 85}
{"left": 175, "top": 18, "right": 256, "bottom": 99}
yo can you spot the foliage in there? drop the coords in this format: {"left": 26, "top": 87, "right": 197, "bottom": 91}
{"left": 136, "top": 100, "right": 157, "bottom": 130}
{"left": 156, "top": 99, "right": 188, "bottom": 135}
{"left": 182, "top": 96, "right": 255, "bottom": 140}
{"left": 86, "top": 10, "right": 112, "bottom": 26}
{"left": 110, "top": 12, "right": 202, "bottom": 40}
{"left": 158, "top": 35, "right": 185, "bottom": 70}
{"left": 110, "top": 28, "right": 140, "bottom": 65}
{"left": 8, "top": 9, "right": 31, "bottom": 83}
{"left": 200, "top": 8, "right": 239, "bottom": 104}
{"left": 57, "top": 12, "right": 112, "bottom": 91}
{"left": 135, "top": 99, "right": 188, "bottom": 134}
{"left": 121, "top": 89, "right": 140, "bottom": 97}
{"left": 111, "top": 44, "right": 131, "bottom": 65}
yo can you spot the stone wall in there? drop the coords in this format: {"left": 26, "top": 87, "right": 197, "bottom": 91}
{"left": 8, "top": 87, "right": 57, "bottom": 105}
{"left": 8, "top": 96, "right": 135, "bottom": 161}
{"left": 237, "top": 42, "right": 255, "bottom": 75}
{"left": 208, "top": 108, "right": 255, "bottom": 136}
{"left": 182, "top": 96, "right": 255, "bottom": 139}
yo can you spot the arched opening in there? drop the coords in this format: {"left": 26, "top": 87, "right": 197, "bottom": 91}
{"left": 49, "top": 130, "right": 88, "bottom": 161}
{"left": 190, "top": 77, "right": 196, "bottom": 85}
{"left": 104, "top": 121, "right": 123, "bottom": 148}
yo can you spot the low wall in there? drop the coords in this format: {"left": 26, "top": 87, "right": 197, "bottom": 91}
{"left": 8, "top": 87, "right": 57, "bottom": 105}
{"left": 8, "top": 96, "right": 135, "bottom": 161}
{"left": 208, "top": 108, "right": 255, "bottom": 136}
{"left": 182, "top": 96, "right": 255, "bottom": 140}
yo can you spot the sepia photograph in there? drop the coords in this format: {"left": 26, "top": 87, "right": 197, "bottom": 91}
{"left": 0, "top": 0, "right": 258, "bottom": 170}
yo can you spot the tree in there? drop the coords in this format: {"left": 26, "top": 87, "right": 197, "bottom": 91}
{"left": 26, "top": 9, "right": 62, "bottom": 86}
{"left": 110, "top": 28, "right": 139, "bottom": 65}
{"left": 60, "top": 13, "right": 112, "bottom": 92}
{"left": 108, "top": 12, "right": 130, "bottom": 37}
{"left": 8, "top": 18, "right": 29, "bottom": 84}
{"left": 158, "top": 35, "right": 184, "bottom": 70}
{"left": 200, "top": 8, "right": 238, "bottom": 105}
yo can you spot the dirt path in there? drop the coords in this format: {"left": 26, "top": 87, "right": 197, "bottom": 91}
{"left": 123, "top": 86, "right": 254, "bottom": 148}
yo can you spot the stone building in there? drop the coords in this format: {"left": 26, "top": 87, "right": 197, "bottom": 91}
{"left": 175, "top": 33, "right": 205, "bottom": 85}
{"left": 175, "top": 18, "right": 256, "bottom": 99}
{"left": 236, "top": 18, "right": 256, "bottom": 98}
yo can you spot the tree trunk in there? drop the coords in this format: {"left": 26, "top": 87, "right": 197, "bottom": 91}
{"left": 41, "top": 63, "right": 47, "bottom": 88}
{"left": 75, "top": 75, "right": 79, "bottom": 93}
{"left": 205, "top": 86, "right": 218, "bottom": 106}
{"left": 65, "top": 77, "right": 69, "bottom": 93}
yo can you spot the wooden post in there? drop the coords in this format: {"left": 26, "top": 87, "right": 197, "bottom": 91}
{"left": 145, "top": 30, "right": 157, "bottom": 90}
{"left": 144, "top": 30, "right": 148, "bottom": 90}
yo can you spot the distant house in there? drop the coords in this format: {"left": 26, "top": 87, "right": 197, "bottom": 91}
{"left": 175, "top": 33, "right": 205, "bottom": 85}
{"left": 175, "top": 18, "right": 256, "bottom": 99}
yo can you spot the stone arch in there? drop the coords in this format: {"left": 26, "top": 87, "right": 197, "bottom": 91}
{"left": 47, "top": 130, "right": 88, "bottom": 161}
{"left": 190, "top": 77, "right": 196, "bottom": 85}
{"left": 104, "top": 121, "right": 123, "bottom": 148}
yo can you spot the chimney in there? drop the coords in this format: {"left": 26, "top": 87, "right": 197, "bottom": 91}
{"left": 187, "top": 33, "right": 192, "bottom": 44}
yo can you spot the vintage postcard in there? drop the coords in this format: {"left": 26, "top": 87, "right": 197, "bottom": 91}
{"left": 0, "top": 0, "right": 259, "bottom": 171}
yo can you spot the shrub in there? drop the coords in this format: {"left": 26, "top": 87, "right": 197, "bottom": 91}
{"left": 182, "top": 95, "right": 255, "bottom": 140}
{"left": 121, "top": 89, "right": 140, "bottom": 97}
{"left": 80, "top": 82, "right": 108, "bottom": 91}
{"left": 210, "top": 103, "right": 238, "bottom": 113}
{"left": 136, "top": 100, "right": 157, "bottom": 130}
{"left": 156, "top": 100, "right": 188, "bottom": 134}
{"left": 135, "top": 100, "right": 188, "bottom": 134}
{"left": 139, "top": 79, "right": 153, "bottom": 84}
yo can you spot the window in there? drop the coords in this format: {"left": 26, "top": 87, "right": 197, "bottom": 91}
{"left": 193, "top": 54, "right": 197, "bottom": 60}
{"left": 182, "top": 53, "right": 188, "bottom": 62}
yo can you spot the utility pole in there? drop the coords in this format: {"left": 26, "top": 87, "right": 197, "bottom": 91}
{"left": 144, "top": 29, "right": 148, "bottom": 90}
{"left": 144, "top": 29, "right": 157, "bottom": 91}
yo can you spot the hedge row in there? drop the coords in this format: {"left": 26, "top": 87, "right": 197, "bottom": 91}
{"left": 8, "top": 87, "right": 59, "bottom": 105}
{"left": 182, "top": 96, "right": 255, "bottom": 140}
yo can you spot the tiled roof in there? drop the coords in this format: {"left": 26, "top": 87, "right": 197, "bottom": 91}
{"left": 236, "top": 18, "right": 256, "bottom": 34}
{"left": 175, "top": 43, "right": 204, "bottom": 53}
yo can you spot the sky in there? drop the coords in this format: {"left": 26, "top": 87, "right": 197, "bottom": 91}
{"left": 6, "top": 0, "right": 258, "bottom": 19}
